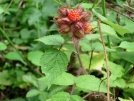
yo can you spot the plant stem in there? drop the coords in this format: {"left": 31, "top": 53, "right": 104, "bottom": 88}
{"left": 0, "top": 27, "right": 28, "bottom": 65}
{"left": 72, "top": 37, "right": 87, "bottom": 75}
{"left": 98, "top": 20, "right": 110, "bottom": 101}
{"left": 101, "top": 0, "right": 112, "bottom": 61}
{"left": 70, "top": 37, "right": 88, "bottom": 95}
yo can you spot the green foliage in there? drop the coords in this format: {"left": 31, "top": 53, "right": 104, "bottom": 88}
{"left": 40, "top": 48, "right": 68, "bottom": 87}
{"left": 0, "top": 0, "right": 134, "bottom": 100}
{"left": 0, "top": 42, "right": 7, "bottom": 50}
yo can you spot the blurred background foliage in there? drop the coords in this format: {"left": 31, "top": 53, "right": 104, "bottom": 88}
{"left": 0, "top": 0, "right": 134, "bottom": 101}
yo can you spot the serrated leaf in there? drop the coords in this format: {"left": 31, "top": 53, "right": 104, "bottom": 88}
{"left": 28, "top": 51, "right": 43, "bottom": 66}
{"left": 49, "top": 92, "right": 70, "bottom": 101}
{"left": 53, "top": 72, "right": 75, "bottom": 85}
{"left": 119, "top": 41, "right": 134, "bottom": 51}
{"left": 49, "top": 92, "right": 84, "bottom": 101}
{"left": 36, "top": 35, "right": 64, "bottom": 45}
{"left": 22, "top": 74, "right": 38, "bottom": 88}
{"left": 26, "top": 89, "right": 40, "bottom": 97}
{"left": 0, "top": 42, "right": 7, "bottom": 50}
{"left": 40, "top": 49, "right": 68, "bottom": 87}
{"left": 76, "top": 75, "right": 107, "bottom": 92}
{"left": 4, "top": 51, "right": 25, "bottom": 63}
{"left": 92, "top": 9, "right": 131, "bottom": 36}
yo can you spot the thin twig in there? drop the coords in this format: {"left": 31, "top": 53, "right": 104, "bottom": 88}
{"left": 59, "top": 36, "right": 72, "bottom": 50}
{"left": 97, "top": 20, "right": 110, "bottom": 101}
{"left": 109, "top": 7, "right": 134, "bottom": 22}
{"left": 82, "top": 92, "right": 92, "bottom": 99}
{"left": 88, "top": 49, "right": 94, "bottom": 73}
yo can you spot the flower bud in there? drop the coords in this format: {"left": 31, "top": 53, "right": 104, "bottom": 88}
{"left": 84, "top": 25, "right": 92, "bottom": 34}
{"left": 74, "top": 22, "right": 83, "bottom": 29}
{"left": 59, "top": 24, "right": 71, "bottom": 34}
{"left": 80, "top": 12, "right": 91, "bottom": 22}
{"left": 73, "top": 29, "right": 84, "bottom": 39}
{"left": 58, "top": 7, "right": 69, "bottom": 17}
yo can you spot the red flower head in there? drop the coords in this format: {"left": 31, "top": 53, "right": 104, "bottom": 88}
{"left": 53, "top": 5, "right": 92, "bottom": 39}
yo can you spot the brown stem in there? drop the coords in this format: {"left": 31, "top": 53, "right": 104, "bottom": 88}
{"left": 109, "top": 7, "right": 134, "bottom": 22}
{"left": 70, "top": 37, "right": 88, "bottom": 95}
{"left": 82, "top": 92, "right": 92, "bottom": 99}
{"left": 72, "top": 37, "right": 88, "bottom": 75}
{"left": 97, "top": 20, "right": 110, "bottom": 101}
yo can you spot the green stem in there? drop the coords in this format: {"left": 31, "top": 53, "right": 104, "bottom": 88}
{"left": 91, "top": 0, "right": 101, "bottom": 9}
{"left": 0, "top": 27, "right": 28, "bottom": 65}
{"left": 101, "top": 0, "right": 111, "bottom": 61}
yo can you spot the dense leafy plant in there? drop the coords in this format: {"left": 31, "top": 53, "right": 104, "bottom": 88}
{"left": 0, "top": 0, "right": 134, "bottom": 101}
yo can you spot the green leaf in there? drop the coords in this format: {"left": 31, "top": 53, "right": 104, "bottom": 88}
{"left": 118, "top": 97, "right": 133, "bottom": 101}
{"left": 110, "top": 78, "right": 126, "bottom": 88}
{"left": 26, "top": 89, "right": 40, "bottom": 97}
{"left": 92, "top": 42, "right": 116, "bottom": 52}
{"left": 40, "top": 49, "right": 68, "bottom": 87}
{"left": 7, "top": 98, "right": 26, "bottom": 101}
{"left": 119, "top": 41, "right": 134, "bottom": 51}
{"left": 112, "top": 52, "right": 134, "bottom": 64}
{"left": 48, "top": 92, "right": 84, "bottom": 101}
{"left": 124, "top": 17, "right": 134, "bottom": 32}
{"left": 108, "top": 61, "right": 124, "bottom": 80}
{"left": 80, "top": 3, "right": 93, "bottom": 9}
{"left": 23, "top": 8, "right": 41, "bottom": 25}
{"left": 20, "top": 28, "right": 31, "bottom": 39}
{"left": 36, "top": 35, "right": 64, "bottom": 45}
{"left": 38, "top": 77, "right": 48, "bottom": 91}
{"left": 90, "top": 53, "right": 105, "bottom": 70}
{"left": 92, "top": 9, "right": 131, "bottom": 36}
{"left": 84, "top": 33, "right": 106, "bottom": 41}
{"left": 91, "top": 21, "right": 121, "bottom": 40}
{"left": 28, "top": 51, "right": 44, "bottom": 66}
{"left": 0, "top": 42, "right": 7, "bottom": 50}
{"left": 53, "top": 72, "right": 75, "bottom": 86}
{"left": 0, "top": 6, "right": 4, "bottom": 14}
{"left": 76, "top": 75, "right": 107, "bottom": 92}
{"left": 0, "top": 70, "right": 12, "bottom": 86}
{"left": 22, "top": 74, "right": 38, "bottom": 88}
{"left": 49, "top": 92, "right": 70, "bottom": 101}
{"left": 39, "top": 92, "right": 48, "bottom": 101}
{"left": 4, "top": 51, "right": 25, "bottom": 63}
{"left": 71, "top": 95, "right": 85, "bottom": 101}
